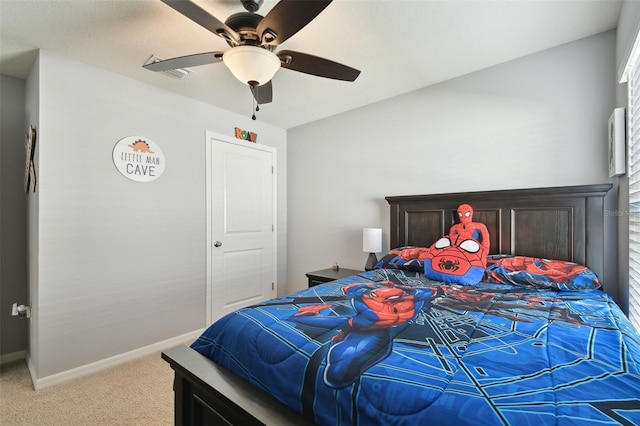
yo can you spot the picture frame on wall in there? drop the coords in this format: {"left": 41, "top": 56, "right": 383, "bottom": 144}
{"left": 608, "top": 107, "right": 626, "bottom": 178}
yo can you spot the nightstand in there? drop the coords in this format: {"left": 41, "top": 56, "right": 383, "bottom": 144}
{"left": 306, "top": 268, "right": 363, "bottom": 287}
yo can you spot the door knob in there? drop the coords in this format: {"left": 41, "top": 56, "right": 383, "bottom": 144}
{"left": 214, "top": 241, "right": 222, "bottom": 247}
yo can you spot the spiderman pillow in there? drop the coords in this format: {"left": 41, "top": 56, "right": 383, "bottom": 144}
{"left": 484, "top": 255, "right": 601, "bottom": 291}
{"left": 423, "top": 204, "right": 490, "bottom": 285}
{"left": 424, "top": 234, "right": 488, "bottom": 285}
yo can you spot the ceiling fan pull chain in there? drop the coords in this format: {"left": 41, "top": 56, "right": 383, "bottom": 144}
{"left": 250, "top": 82, "right": 258, "bottom": 120}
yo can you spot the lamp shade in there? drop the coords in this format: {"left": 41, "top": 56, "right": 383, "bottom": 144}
{"left": 363, "top": 228, "right": 382, "bottom": 253}
{"left": 222, "top": 46, "right": 281, "bottom": 86}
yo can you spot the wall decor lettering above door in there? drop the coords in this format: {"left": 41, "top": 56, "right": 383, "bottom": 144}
{"left": 112, "top": 136, "right": 166, "bottom": 182}
{"left": 234, "top": 127, "right": 257, "bottom": 143}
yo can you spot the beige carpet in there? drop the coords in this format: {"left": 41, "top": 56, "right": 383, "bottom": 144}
{"left": 0, "top": 351, "right": 175, "bottom": 426}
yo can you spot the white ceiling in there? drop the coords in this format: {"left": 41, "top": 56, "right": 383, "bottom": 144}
{"left": 0, "top": 0, "right": 622, "bottom": 129}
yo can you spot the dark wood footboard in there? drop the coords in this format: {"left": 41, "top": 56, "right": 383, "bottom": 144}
{"left": 162, "top": 345, "right": 313, "bottom": 426}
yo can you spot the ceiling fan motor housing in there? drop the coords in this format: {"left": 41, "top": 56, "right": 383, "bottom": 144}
{"left": 225, "top": 12, "right": 270, "bottom": 48}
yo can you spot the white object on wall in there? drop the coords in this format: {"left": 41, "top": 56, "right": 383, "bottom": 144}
{"left": 112, "top": 136, "right": 166, "bottom": 182}
{"left": 12, "top": 303, "right": 31, "bottom": 318}
{"left": 608, "top": 107, "right": 626, "bottom": 177}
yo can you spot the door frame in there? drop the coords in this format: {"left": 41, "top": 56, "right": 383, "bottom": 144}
{"left": 205, "top": 131, "right": 277, "bottom": 325}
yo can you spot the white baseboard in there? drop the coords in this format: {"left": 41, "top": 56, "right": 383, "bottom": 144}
{"left": 0, "top": 350, "right": 27, "bottom": 365}
{"left": 31, "top": 328, "right": 205, "bottom": 390}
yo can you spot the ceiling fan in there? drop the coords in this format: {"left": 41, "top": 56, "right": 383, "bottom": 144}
{"left": 144, "top": 0, "right": 360, "bottom": 116}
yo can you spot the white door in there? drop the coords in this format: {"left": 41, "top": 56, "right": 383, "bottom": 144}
{"left": 206, "top": 132, "right": 276, "bottom": 324}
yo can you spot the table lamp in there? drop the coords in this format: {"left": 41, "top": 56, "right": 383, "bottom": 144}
{"left": 363, "top": 228, "right": 382, "bottom": 271}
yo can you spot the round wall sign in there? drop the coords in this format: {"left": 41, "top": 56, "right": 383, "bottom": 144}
{"left": 112, "top": 136, "right": 165, "bottom": 182}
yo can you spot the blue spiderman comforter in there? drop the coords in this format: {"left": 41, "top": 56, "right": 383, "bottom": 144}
{"left": 191, "top": 269, "right": 640, "bottom": 425}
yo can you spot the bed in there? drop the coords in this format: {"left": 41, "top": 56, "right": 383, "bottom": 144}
{"left": 162, "top": 183, "right": 640, "bottom": 425}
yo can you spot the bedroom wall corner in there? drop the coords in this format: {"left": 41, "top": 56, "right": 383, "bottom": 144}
{"left": 28, "top": 50, "right": 287, "bottom": 381}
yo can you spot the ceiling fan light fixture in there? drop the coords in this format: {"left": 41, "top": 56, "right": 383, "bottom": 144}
{"left": 223, "top": 46, "right": 280, "bottom": 86}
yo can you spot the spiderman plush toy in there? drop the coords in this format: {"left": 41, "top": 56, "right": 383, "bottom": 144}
{"left": 424, "top": 204, "right": 490, "bottom": 285}
{"left": 449, "top": 204, "right": 490, "bottom": 250}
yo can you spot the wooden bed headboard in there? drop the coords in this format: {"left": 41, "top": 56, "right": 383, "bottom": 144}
{"left": 386, "top": 184, "right": 612, "bottom": 283}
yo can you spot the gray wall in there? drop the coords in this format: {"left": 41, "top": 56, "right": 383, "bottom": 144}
{"left": 287, "top": 31, "right": 619, "bottom": 301}
{"left": 24, "top": 50, "right": 287, "bottom": 381}
{"left": 1, "top": 74, "right": 28, "bottom": 358}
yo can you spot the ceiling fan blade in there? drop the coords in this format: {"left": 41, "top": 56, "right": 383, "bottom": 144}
{"left": 278, "top": 50, "right": 360, "bottom": 81}
{"left": 161, "top": 0, "right": 238, "bottom": 44}
{"left": 257, "top": 0, "right": 332, "bottom": 46}
{"left": 252, "top": 80, "right": 273, "bottom": 104}
{"left": 143, "top": 52, "right": 224, "bottom": 72}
